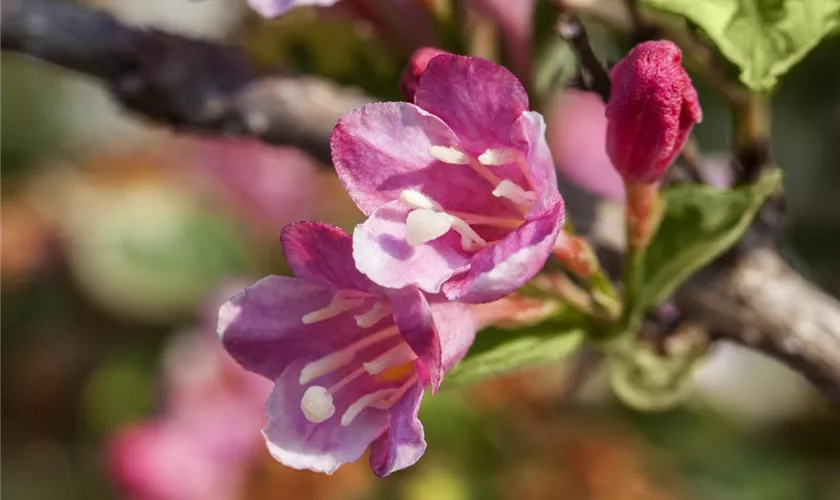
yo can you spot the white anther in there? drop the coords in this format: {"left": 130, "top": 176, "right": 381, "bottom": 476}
{"left": 478, "top": 148, "right": 518, "bottom": 166}
{"left": 492, "top": 179, "right": 536, "bottom": 210}
{"left": 405, "top": 209, "right": 454, "bottom": 246}
{"left": 299, "top": 350, "right": 357, "bottom": 385}
{"left": 355, "top": 300, "right": 391, "bottom": 328}
{"left": 363, "top": 343, "right": 417, "bottom": 375}
{"left": 399, "top": 189, "right": 442, "bottom": 211}
{"left": 302, "top": 293, "right": 365, "bottom": 324}
{"left": 301, "top": 386, "right": 335, "bottom": 423}
{"left": 429, "top": 145, "right": 471, "bottom": 165}
{"left": 340, "top": 389, "right": 395, "bottom": 427}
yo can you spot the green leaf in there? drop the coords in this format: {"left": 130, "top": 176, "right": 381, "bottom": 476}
{"left": 633, "top": 169, "right": 782, "bottom": 318}
{"left": 445, "top": 315, "right": 585, "bottom": 386}
{"left": 643, "top": 0, "right": 840, "bottom": 91}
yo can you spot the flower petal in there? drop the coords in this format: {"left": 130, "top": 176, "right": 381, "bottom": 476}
{"left": 415, "top": 54, "right": 529, "bottom": 155}
{"left": 388, "top": 287, "right": 443, "bottom": 390}
{"left": 368, "top": 383, "right": 426, "bottom": 477}
{"left": 442, "top": 200, "right": 564, "bottom": 303}
{"left": 247, "top": 0, "right": 338, "bottom": 18}
{"left": 352, "top": 201, "right": 470, "bottom": 294}
{"left": 280, "top": 222, "right": 378, "bottom": 293}
{"left": 428, "top": 300, "right": 476, "bottom": 373}
{"left": 263, "top": 363, "right": 390, "bottom": 475}
{"left": 332, "top": 102, "right": 505, "bottom": 216}
{"left": 218, "top": 275, "right": 362, "bottom": 380}
{"left": 510, "top": 110, "right": 560, "bottom": 207}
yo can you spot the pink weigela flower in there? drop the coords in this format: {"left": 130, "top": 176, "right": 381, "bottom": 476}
{"left": 217, "top": 222, "right": 475, "bottom": 476}
{"left": 605, "top": 40, "right": 703, "bottom": 184}
{"left": 332, "top": 54, "right": 565, "bottom": 304}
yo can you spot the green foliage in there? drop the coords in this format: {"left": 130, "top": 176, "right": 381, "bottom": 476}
{"left": 609, "top": 331, "right": 708, "bottom": 411}
{"left": 446, "top": 313, "right": 586, "bottom": 386}
{"left": 643, "top": 0, "right": 840, "bottom": 91}
{"left": 630, "top": 169, "right": 782, "bottom": 321}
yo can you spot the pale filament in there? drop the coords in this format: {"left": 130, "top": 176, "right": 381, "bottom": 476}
{"left": 371, "top": 375, "right": 419, "bottom": 410}
{"left": 355, "top": 300, "right": 392, "bottom": 328}
{"left": 299, "top": 324, "right": 400, "bottom": 384}
{"left": 479, "top": 147, "right": 536, "bottom": 191}
{"left": 301, "top": 340, "right": 417, "bottom": 425}
{"left": 341, "top": 373, "right": 419, "bottom": 426}
{"left": 363, "top": 343, "right": 418, "bottom": 375}
{"left": 401, "top": 191, "right": 493, "bottom": 252}
{"left": 447, "top": 211, "right": 523, "bottom": 229}
{"left": 301, "top": 289, "right": 373, "bottom": 325}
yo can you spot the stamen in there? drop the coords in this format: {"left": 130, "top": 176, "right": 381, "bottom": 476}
{"left": 371, "top": 375, "right": 419, "bottom": 410}
{"left": 364, "top": 343, "right": 417, "bottom": 375}
{"left": 355, "top": 300, "right": 391, "bottom": 328}
{"left": 326, "top": 365, "right": 367, "bottom": 394}
{"left": 478, "top": 148, "right": 518, "bottom": 166}
{"left": 405, "top": 209, "right": 453, "bottom": 246}
{"left": 429, "top": 146, "right": 470, "bottom": 165}
{"left": 340, "top": 389, "right": 395, "bottom": 427}
{"left": 515, "top": 154, "right": 537, "bottom": 191}
{"left": 302, "top": 291, "right": 366, "bottom": 324}
{"left": 299, "top": 325, "right": 400, "bottom": 384}
{"left": 399, "top": 189, "right": 442, "bottom": 211}
{"left": 450, "top": 217, "right": 489, "bottom": 251}
{"left": 492, "top": 180, "right": 536, "bottom": 211}
{"left": 467, "top": 158, "right": 503, "bottom": 186}
{"left": 299, "top": 350, "right": 357, "bottom": 385}
{"left": 447, "top": 211, "right": 523, "bottom": 229}
{"left": 301, "top": 386, "right": 335, "bottom": 423}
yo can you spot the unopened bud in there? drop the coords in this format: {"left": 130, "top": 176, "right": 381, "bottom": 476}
{"left": 605, "top": 41, "right": 702, "bottom": 183}
{"left": 400, "top": 47, "right": 450, "bottom": 101}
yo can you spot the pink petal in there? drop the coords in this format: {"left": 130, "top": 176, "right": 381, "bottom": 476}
{"left": 218, "top": 275, "right": 363, "bottom": 380}
{"left": 510, "top": 110, "right": 560, "bottom": 206}
{"left": 368, "top": 383, "right": 426, "bottom": 477}
{"left": 546, "top": 89, "right": 625, "bottom": 200}
{"left": 415, "top": 54, "right": 529, "bottom": 155}
{"left": 388, "top": 287, "right": 443, "bottom": 390}
{"left": 247, "top": 0, "right": 338, "bottom": 18}
{"left": 263, "top": 362, "right": 391, "bottom": 474}
{"left": 280, "top": 222, "right": 378, "bottom": 293}
{"left": 428, "top": 300, "right": 477, "bottom": 373}
{"left": 352, "top": 201, "right": 470, "bottom": 294}
{"left": 332, "top": 102, "right": 497, "bottom": 216}
{"left": 442, "top": 200, "right": 564, "bottom": 303}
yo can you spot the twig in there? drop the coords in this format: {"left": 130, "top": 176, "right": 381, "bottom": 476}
{"left": 554, "top": 12, "right": 612, "bottom": 103}
{"left": 0, "top": 0, "right": 372, "bottom": 165}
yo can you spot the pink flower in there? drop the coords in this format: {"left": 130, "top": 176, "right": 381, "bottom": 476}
{"left": 217, "top": 222, "right": 475, "bottom": 476}
{"left": 248, "top": 0, "right": 339, "bottom": 18}
{"left": 108, "top": 319, "right": 272, "bottom": 500}
{"left": 546, "top": 89, "right": 625, "bottom": 201}
{"left": 188, "top": 138, "right": 319, "bottom": 238}
{"left": 332, "top": 54, "right": 565, "bottom": 303}
{"left": 605, "top": 40, "right": 702, "bottom": 183}
{"left": 468, "top": 0, "right": 535, "bottom": 86}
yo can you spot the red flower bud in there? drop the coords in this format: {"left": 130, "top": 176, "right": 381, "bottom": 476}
{"left": 399, "top": 47, "right": 450, "bottom": 102}
{"left": 605, "top": 41, "right": 702, "bottom": 183}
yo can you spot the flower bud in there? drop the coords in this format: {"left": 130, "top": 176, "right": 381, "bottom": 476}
{"left": 605, "top": 40, "right": 702, "bottom": 183}
{"left": 399, "top": 47, "right": 450, "bottom": 102}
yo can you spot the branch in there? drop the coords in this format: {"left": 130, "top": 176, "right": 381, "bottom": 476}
{"left": 675, "top": 248, "right": 840, "bottom": 404}
{"left": 0, "top": 0, "right": 372, "bottom": 164}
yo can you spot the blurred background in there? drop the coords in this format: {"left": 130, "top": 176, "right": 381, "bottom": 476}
{"left": 3, "top": 1, "right": 840, "bottom": 499}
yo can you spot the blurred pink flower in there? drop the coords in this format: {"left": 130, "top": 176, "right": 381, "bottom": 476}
{"left": 108, "top": 284, "right": 272, "bottom": 500}
{"left": 547, "top": 89, "right": 625, "bottom": 201}
{"left": 187, "top": 138, "right": 320, "bottom": 237}
{"left": 468, "top": 0, "right": 535, "bottom": 86}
